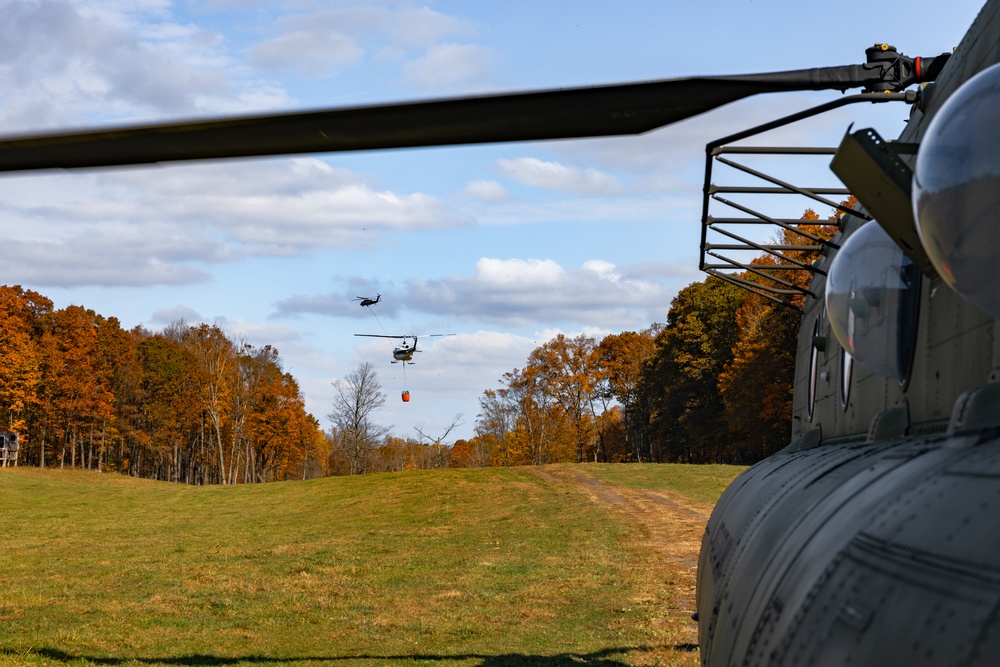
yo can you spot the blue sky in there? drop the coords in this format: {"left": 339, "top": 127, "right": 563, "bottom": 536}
{"left": 0, "top": 0, "right": 984, "bottom": 441}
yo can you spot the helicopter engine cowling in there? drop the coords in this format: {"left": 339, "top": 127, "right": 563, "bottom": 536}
{"left": 697, "top": 426, "right": 1000, "bottom": 666}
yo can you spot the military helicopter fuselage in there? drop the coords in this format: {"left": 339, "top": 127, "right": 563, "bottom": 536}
{"left": 695, "top": 2, "right": 1000, "bottom": 665}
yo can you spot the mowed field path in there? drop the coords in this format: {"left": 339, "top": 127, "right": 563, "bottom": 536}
{"left": 526, "top": 466, "right": 713, "bottom": 650}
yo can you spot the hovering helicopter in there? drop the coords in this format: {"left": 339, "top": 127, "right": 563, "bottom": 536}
{"left": 2, "top": 3, "right": 999, "bottom": 662}
{"left": 353, "top": 294, "right": 381, "bottom": 308}
{"left": 354, "top": 333, "right": 454, "bottom": 402}
{"left": 353, "top": 333, "right": 453, "bottom": 365}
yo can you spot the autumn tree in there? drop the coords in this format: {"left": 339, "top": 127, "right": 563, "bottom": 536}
{"left": 34, "top": 306, "right": 115, "bottom": 470}
{"left": 183, "top": 323, "right": 235, "bottom": 483}
{"left": 448, "top": 438, "right": 477, "bottom": 468}
{"left": 646, "top": 277, "right": 745, "bottom": 462}
{"left": 595, "top": 328, "right": 657, "bottom": 461}
{"left": 501, "top": 366, "right": 567, "bottom": 465}
{"left": 0, "top": 286, "right": 48, "bottom": 438}
{"left": 95, "top": 318, "right": 141, "bottom": 474}
{"left": 328, "top": 362, "right": 389, "bottom": 475}
{"left": 717, "top": 204, "right": 843, "bottom": 461}
{"left": 245, "top": 362, "right": 326, "bottom": 481}
{"left": 523, "top": 334, "right": 599, "bottom": 462}
{"left": 473, "top": 387, "right": 518, "bottom": 466}
{"left": 414, "top": 414, "right": 463, "bottom": 469}
{"left": 133, "top": 332, "right": 203, "bottom": 481}
{"left": 0, "top": 286, "right": 323, "bottom": 483}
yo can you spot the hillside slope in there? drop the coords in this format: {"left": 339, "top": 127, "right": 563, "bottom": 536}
{"left": 0, "top": 464, "right": 743, "bottom": 666}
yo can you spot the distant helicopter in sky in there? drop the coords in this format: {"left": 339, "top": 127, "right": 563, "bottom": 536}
{"left": 353, "top": 294, "right": 381, "bottom": 307}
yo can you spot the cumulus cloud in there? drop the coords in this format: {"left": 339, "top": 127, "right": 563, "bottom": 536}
{"left": 399, "top": 43, "right": 497, "bottom": 90}
{"left": 0, "top": 226, "right": 212, "bottom": 287}
{"left": 0, "top": 158, "right": 470, "bottom": 287}
{"left": 249, "top": 30, "right": 364, "bottom": 76}
{"left": 474, "top": 257, "right": 565, "bottom": 288}
{"left": 246, "top": 5, "right": 484, "bottom": 85}
{"left": 273, "top": 291, "right": 402, "bottom": 319}
{"left": 381, "top": 7, "right": 478, "bottom": 49}
{"left": 274, "top": 257, "right": 676, "bottom": 328}
{"left": 0, "top": 0, "right": 288, "bottom": 130}
{"left": 404, "top": 257, "right": 674, "bottom": 327}
{"left": 465, "top": 180, "right": 508, "bottom": 201}
{"left": 496, "top": 157, "right": 622, "bottom": 194}
{"left": 151, "top": 305, "right": 204, "bottom": 325}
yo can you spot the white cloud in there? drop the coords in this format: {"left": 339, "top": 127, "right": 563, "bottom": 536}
{"left": 244, "top": 5, "right": 481, "bottom": 84}
{"left": 0, "top": 0, "right": 285, "bottom": 130}
{"left": 0, "top": 159, "right": 471, "bottom": 287}
{"left": 0, "top": 226, "right": 213, "bottom": 287}
{"left": 275, "top": 257, "right": 678, "bottom": 329}
{"left": 249, "top": 30, "right": 363, "bottom": 76}
{"left": 496, "top": 157, "right": 622, "bottom": 194}
{"left": 465, "top": 179, "right": 508, "bottom": 201}
{"left": 399, "top": 43, "right": 497, "bottom": 90}
{"left": 402, "top": 257, "right": 673, "bottom": 327}
{"left": 474, "top": 257, "right": 564, "bottom": 288}
{"left": 151, "top": 305, "right": 204, "bottom": 324}
{"left": 582, "top": 259, "right": 619, "bottom": 281}
{"left": 383, "top": 7, "right": 477, "bottom": 49}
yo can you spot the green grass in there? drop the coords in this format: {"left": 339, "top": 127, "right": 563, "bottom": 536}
{"left": 0, "top": 464, "right": 743, "bottom": 667}
{"left": 574, "top": 463, "right": 746, "bottom": 506}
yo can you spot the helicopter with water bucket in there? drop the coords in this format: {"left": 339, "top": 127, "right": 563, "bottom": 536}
{"left": 354, "top": 333, "right": 454, "bottom": 402}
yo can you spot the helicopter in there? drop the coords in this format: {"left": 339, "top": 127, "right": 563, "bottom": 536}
{"left": 353, "top": 294, "right": 381, "bottom": 308}
{"left": 353, "top": 333, "right": 453, "bottom": 365}
{"left": 354, "top": 333, "right": 454, "bottom": 403}
{"left": 0, "top": 2, "right": 998, "bottom": 662}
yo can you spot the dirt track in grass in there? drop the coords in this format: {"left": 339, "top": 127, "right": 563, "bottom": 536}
{"left": 525, "top": 466, "right": 712, "bottom": 650}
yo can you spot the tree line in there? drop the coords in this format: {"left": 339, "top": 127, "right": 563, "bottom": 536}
{"left": 0, "top": 285, "right": 326, "bottom": 482}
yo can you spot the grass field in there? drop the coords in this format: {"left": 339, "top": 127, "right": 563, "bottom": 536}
{"left": 0, "top": 463, "right": 745, "bottom": 667}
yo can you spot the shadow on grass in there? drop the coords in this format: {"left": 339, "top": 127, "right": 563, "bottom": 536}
{"left": 4, "top": 645, "right": 698, "bottom": 666}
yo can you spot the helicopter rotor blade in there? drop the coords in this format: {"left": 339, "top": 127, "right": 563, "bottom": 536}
{"left": 0, "top": 55, "right": 949, "bottom": 173}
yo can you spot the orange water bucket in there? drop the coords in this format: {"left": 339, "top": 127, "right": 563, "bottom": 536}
{"left": 401, "top": 390, "right": 410, "bottom": 402}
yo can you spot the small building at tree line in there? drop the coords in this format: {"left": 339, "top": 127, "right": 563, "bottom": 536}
{"left": 0, "top": 432, "right": 19, "bottom": 467}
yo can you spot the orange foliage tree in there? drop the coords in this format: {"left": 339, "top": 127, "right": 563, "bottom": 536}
{"left": 0, "top": 286, "right": 325, "bottom": 484}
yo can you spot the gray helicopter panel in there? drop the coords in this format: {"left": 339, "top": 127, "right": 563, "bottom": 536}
{"left": 699, "top": 1, "right": 1000, "bottom": 664}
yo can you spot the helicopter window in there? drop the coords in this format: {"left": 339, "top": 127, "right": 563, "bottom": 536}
{"left": 840, "top": 346, "right": 852, "bottom": 409}
{"left": 808, "top": 317, "right": 821, "bottom": 421}
{"left": 914, "top": 61, "right": 1000, "bottom": 319}
{"left": 825, "top": 221, "right": 920, "bottom": 385}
